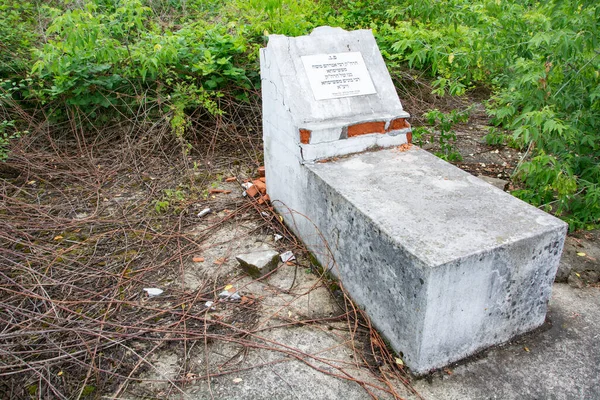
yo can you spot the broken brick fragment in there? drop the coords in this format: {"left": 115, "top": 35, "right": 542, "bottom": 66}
{"left": 258, "top": 194, "right": 271, "bottom": 205}
{"left": 299, "top": 129, "right": 312, "bottom": 144}
{"left": 252, "top": 179, "right": 267, "bottom": 194}
{"left": 246, "top": 185, "right": 259, "bottom": 197}
{"left": 347, "top": 121, "right": 386, "bottom": 137}
{"left": 257, "top": 166, "right": 265, "bottom": 177}
{"left": 387, "top": 118, "right": 411, "bottom": 131}
{"left": 407, "top": 131, "right": 413, "bottom": 144}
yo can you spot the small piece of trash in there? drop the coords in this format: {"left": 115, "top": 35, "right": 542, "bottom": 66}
{"left": 192, "top": 256, "right": 205, "bottom": 262}
{"left": 395, "top": 358, "right": 404, "bottom": 366}
{"left": 577, "top": 252, "right": 586, "bottom": 257}
{"left": 232, "top": 378, "right": 243, "bottom": 383}
{"left": 219, "top": 289, "right": 241, "bottom": 301}
{"left": 241, "top": 182, "right": 253, "bottom": 190}
{"left": 280, "top": 251, "right": 295, "bottom": 262}
{"left": 197, "top": 208, "right": 211, "bottom": 218}
{"left": 143, "top": 288, "right": 164, "bottom": 297}
{"left": 261, "top": 212, "right": 270, "bottom": 217}
{"left": 524, "top": 347, "right": 530, "bottom": 352}
{"left": 205, "top": 301, "right": 215, "bottom": 309}
{"left": 274, "top": 234, "right": 283, "bottom": 241}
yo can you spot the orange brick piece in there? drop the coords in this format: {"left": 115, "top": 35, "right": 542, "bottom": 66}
{"left": 347, "top": 121, "right": 386, "bottom": 137}
{"left": 407, "top": 131, "right": 413, "bottom": 144}
{"left": 246, "top": 185, "right": 259, "bottom": 197}
{"left": 387, "top": 118, "right": 411, "bottom": 131}
{"left": 257, "top": 194, "right": 271, "bottom": 205}
{"left": 252, "top": 179, "right": 267, "bottom": 194}
{"left": 299, "top": 129, "right": 312, "bottom": 144}
{"left": 257, "top": 166, "right": 265, "bottom": 177}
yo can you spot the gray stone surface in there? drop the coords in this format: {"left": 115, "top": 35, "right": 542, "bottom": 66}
{"left": 261, "top": 27, "right": 568, "bottom": 375}
{"left": 412, "top": 284, "right": 600, "bottom": 400}
{"left": 136, "top": 282, "right": 600, "bottom": 399}
{"left": 236, "top": 249, "right": 280, "bottom": 277}
{"left": 260, "top": 27, "right": 410, "bottom": 163}
{"left": 302, "top": 147, "right": 567, "bottom": 374}
{"left": 263, "top": 26, "right": 408, "bottom": 130}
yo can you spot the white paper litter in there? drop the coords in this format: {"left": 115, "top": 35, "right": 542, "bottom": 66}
{"left": 197, "top": 208, "right": 211, "bottom": 218}
{"left": 241, "top": 182, "right": 254, "bottom": 190}
{"left": 143, "top": 288, "right": 163, "bottom": 297}
{"left": 280, "top": 251, "right": 295, "bottom": 262}
{"left": 218, "top": 291, "right": 241, "bottom": 301}
{"left": 274, "top": 234, "right": 283, "bottom": 241}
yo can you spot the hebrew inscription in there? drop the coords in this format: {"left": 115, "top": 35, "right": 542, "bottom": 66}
{"left": 301, "top": 52, "right": 377, "bottom": 100}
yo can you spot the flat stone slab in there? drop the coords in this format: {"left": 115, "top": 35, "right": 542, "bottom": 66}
{"left": 300, "top": 146, "right": 567, "bottom": 374}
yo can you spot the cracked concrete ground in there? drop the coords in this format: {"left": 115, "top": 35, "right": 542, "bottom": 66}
{"left": 411, "top": 284, "right": 600, "bottom": 400}
{"left": 123, "top": 179, "right": 599, "bottom": 400}
{"left": 126, "top": 219, "right": 599, "bottom": 400}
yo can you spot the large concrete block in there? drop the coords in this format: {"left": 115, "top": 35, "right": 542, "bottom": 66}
{"left": 304, "top": 148, "right": 567, "bottom": 373}
{"left": 260, "top": 27, "right": 567, "bottom": 374}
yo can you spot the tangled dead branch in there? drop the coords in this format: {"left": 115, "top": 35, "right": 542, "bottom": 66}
{"left": 0, "top": 99, "right": 419, "bottom": 399}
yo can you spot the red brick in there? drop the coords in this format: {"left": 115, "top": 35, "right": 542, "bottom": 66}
{"left": 347, "top": 121, "right": 386, "bottom": 137}
{"left": 252, "top": 179, "right": 267, "bottom": 194}
{"left": 407, "top": 131, "right": 413, "bottom": 144}
{"left": 258, "top": 194, "right": 271, "bottom": 205}
{"left": 387, "top": 118, "right": 411, "bottom": 131}
{"left": 257, "top": 166, "right": 265, "bottom": 177}
{"left": 299, "top": 129, "right": 311, "bottom": 144}
{"left": 246, "top": 185, "right": 259, "bottom": 197}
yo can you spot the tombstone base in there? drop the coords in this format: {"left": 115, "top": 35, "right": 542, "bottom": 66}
{"left": 272, "top": 146, "right": 566, "bottom": 374}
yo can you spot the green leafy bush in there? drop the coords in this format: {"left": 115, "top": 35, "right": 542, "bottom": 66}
{"left": 30, "top": 0, "right": 252, "bottom": 134}
{"left": 1, "top": 0, "right": 598, "bottom": 229}
{"left": 375, "top": 0, "right": 599, "bottom": 229}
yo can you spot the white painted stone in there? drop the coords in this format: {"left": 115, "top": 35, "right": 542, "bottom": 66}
{"left": 260, "top": 27, "right": 568, "bottom": 375}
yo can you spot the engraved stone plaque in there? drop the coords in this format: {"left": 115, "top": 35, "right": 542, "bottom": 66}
{"left": 301, "top": 52, "right": 377, "bottom": 100}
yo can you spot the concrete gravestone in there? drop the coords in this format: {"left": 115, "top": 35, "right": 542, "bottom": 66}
{"left": 260, "top": 27, "right": 567, "bottom": 374}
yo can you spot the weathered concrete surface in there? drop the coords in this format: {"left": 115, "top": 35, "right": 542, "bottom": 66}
{"left": 133, "top": 281, "right": 600, "bottom": 399}
{"left": 412, "top": 284, "right": 600, "bottom": 400}
{"left": 260, "top": 27, "right": 410, "bottom": 167}
{"left": 301, "top": 147, "right": 567, "bottom": 374}
{"left": 236, "top": 248, "right": 279, "bottom": 277}
{"left": 261, "top": 26, "right": 568, "bottom": 375}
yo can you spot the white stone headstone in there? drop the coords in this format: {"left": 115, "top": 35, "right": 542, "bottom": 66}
{"left": 260, "top": 26, "right": 411, "bottom": 163}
